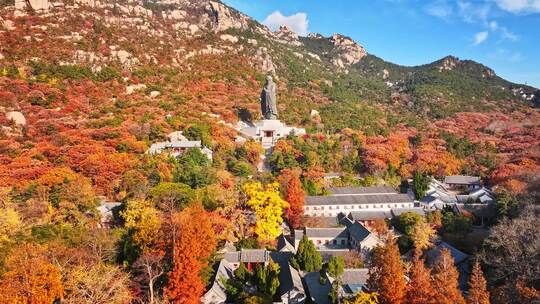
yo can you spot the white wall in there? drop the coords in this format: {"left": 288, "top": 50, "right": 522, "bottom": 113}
{"left": 303, "top": 203, "right": 414, "bottom": 217}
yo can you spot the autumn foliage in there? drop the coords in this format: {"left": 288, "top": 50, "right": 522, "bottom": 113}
{"left": 0, "top": 244, "right": 64, "bottom": 304}
{"left": 367, "top": 239, "right": 407, "bottom": 304}
{"left": 467, "top": 261, "right": 490, "bottom": 304}
{"left": 165, "top": 204, "right": 217, "bottom": 304}
{"left": 405, "top": 248, "right": 437, "bottom": 304}
{"left": 279, "top": 168, "right": 305, "bottom": 229}
{"left": 431, "top": 248, "right": 466, "bottom": 304}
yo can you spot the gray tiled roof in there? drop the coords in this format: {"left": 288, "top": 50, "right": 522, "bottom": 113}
{"left": 329, "top": 186, "right": 396, "bottom": 195}
{"left": 348, "top": 222, "right": 371, "bottom": 242}
{"left": 293, "top": 229, "right": 304, "bottom": 240}
{"left": 270, "top": 252, "right": 305, "bottom": 299}
{"left": 304, "top": 271, "right": 332, "bottom": 304}
{"left": 222, "top": 249, "right": 270, "bottom": 263}
{"left": 277, "top": 235, "right": 296, "bottom": 253}
{"left": 306, "top": 193, "right": 413, "bottom": 206}
{"left": 426, "top": 242, "right": 468, "bottom": 265}
{"left": 349, "top": 210, "right": 392, "bottom": 221}
{"left": 444, "top": 175, "right": 481, "bottom": 185}
{"left": 305, "top": 227, "right": 348, "bottom": 239}
{"left": 341, "top": 268, "right": 369, "bottom": 294}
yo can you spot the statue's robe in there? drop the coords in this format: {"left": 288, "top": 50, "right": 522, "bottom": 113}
{"left": 261, "top": 82, "right": 278, "bottom": 119}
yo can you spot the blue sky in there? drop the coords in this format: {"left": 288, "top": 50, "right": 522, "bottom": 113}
{"left": 223, "top": 0, "right": 540, "bottom": 88}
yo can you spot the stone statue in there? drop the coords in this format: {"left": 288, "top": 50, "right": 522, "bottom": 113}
{"left": 260, "top": 75, "right": 278, "bottom": 120}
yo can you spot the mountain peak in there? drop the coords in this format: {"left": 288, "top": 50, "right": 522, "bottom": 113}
{"left": 328, "top": 33, "right": 367, "bottom": 67}
{"left": 274, "top": 25, "right": 302, "bottom": 46}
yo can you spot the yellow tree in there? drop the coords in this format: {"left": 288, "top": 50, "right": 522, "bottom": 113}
{"left": 410, "top": 221, "right": 435, "bottom": 250}
{"left": 0, "top": 207, "right": 21, "bottom": 244}
{"left": 243, "top": 182, "right": 289, "bottom": 243}
{"left": 121, "top": 200, "right": 162, "bottom": 251}
{"left": 0, "top": 244, "right": 64, "bottom": 304}
{"left": 344, "top": 292, "right": 379, "bottom": 304}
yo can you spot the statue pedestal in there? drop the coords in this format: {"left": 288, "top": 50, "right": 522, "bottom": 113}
{"left": 236, "top": 119, "right": 306, "bottom": 149}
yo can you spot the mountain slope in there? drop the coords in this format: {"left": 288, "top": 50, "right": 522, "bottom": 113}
{"left": 0, "top": 0, "right": 537, "bottom": 132}
{"left": 0, "top": 0, "right": 538, "bottom": 195}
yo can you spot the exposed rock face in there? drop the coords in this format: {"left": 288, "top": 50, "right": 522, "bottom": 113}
{"left": 382, "top": 69, "right": 389, "bottom": 79}
{"left": 329, "top": 34, "right": 367, "bottom": 67}
{"left": 220, "top": 34, "right": 238, "bottom": 43}
{"left": 1, "top": 17, "right": 15, "bottom": 31}
{"left": 255, "top": 47, "right": 276, "bottom": 74}
{"left": 482, "top": 68, "right": 495, "bottom": 78}
{"left": 75, "top": 0, "right": 96, "bottom": 7}
{"left": 6, "top": 111, "right": 26, "bottom": 126}
{"left": 275, "top": 26, "right": 302, "bottom": 46}
{"left": 15, "top": 0, "right": 49, "bottom": 13}
{"left": 438, "top": 56, "right": 459, "bottom": 72}
{"left": 29, "top": 0, "right": 49, "bottom": 11}
{"left": 111, "top": 49, "right": 139, "bottom": 68}
{"left": 15, "top": 0, "right": 27, "bottom": 11}
{"left": 207, "top": 1, "right": 249, "bottom": 32}
{"left": 126, "top": 84, "right": 146, "bottom": 95}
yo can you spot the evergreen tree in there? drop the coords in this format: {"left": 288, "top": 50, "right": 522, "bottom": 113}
{"left": 431, "top": 248, "right": 466, "bottom": 304}
{"left": 234, "top": 262, "right": 249, "bottom": 282}
{"left": 292, "top": 235, "right": 322, "bottom": 272}
{"left": 405, "top": 248, "right": 437, "bottom": 304}
{"left": 413, "top": 171, "right": 430, "bottom": 199}
{"left": 327, "top": 256, "right": 345, "bottom": 279}
{"left": 367, "top": 239, "right": 406, "bottom": 304}
{"left": 255, "top": 260, "right": 280, "bottom": 297}
{"left": 467, "top": 262, "right": 490, "bottom": 304}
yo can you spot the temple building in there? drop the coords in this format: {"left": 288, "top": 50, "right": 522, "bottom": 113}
{"left": 236, "top": 76, "right": 305, "bottom": 149}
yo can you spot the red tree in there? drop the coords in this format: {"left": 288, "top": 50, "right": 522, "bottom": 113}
{"left": 432, "top": 248, "right": 466, "bottom": 304}
{"left": 279, "top": 168, "right": 305, "bottom": 229}
{"left": 467, "top": 261, "right": 490, "bottom": 304}
{"left": 405, "top": 248, "right": 437, "bottom": 304}
{"left": 367, "top": 239, "right": 406, "bottom": 304}
{"left": 165, "top": 204, "right": 217, "bottom": 304}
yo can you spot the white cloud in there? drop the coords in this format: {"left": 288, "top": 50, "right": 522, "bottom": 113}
{"left": 493, "top": 0, "right": 540, "bottom": 14}
{"left": 483, "top": 20, "right": 518, "bottom": 42}
{"left": 500, "top": 26, "right": 519, "bottom": 41}
{"left": 458, "top": 1, "right": 491, "bottom": 22}
{"left": 474, "top": 31, "right": 489, "bottom": 45}
{"left": 426, "top": 0, "right": 453, "bottom": 18}
{"left": 262, "top": 11, "right": 309, "bottom": 36}
{"left": 488, "top": 48, "right": 524, "bottom": 62}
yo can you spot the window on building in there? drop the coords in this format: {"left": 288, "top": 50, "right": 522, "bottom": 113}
{"left": 317, "top": 240, "right": 321, "bottom": 245}
{"left": 333, "top": 240, "right": 337, "bottom": 245}
{"left": 341, "top": 240, "right": 346, "bottom": 245}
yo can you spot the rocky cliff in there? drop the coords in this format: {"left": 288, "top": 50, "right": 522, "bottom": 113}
{"left": 0, "top": 0, "right": 536, "bottom": 128}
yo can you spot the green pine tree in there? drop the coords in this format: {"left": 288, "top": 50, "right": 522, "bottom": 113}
{"left": 293, "top": 235, "right": 322, "bottom": 272}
